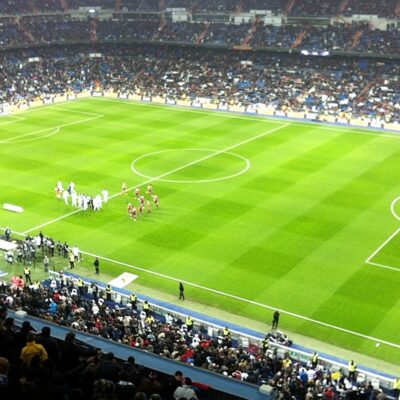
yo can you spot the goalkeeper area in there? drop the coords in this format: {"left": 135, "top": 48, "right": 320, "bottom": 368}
{"left": 1, "top": 98, "right": 400, "bottom": 366}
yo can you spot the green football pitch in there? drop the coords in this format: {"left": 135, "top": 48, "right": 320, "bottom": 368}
{"left": 1, "top": 98, "right": 400, "bottom": 365}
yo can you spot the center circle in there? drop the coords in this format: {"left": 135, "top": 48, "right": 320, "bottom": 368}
{"left": 131, "top": 149, "right": 251, "bottom": 184}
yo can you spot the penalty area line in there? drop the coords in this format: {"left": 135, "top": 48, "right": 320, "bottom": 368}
{"left": 365, "top": 227, "right": 400, "bottom": 264}
{"left": 365, "top": 260, "right": 400, "bottom": 273}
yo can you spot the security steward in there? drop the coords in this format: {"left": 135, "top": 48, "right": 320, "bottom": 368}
{"left": 185, "top": 316, "right": 194, "bottom": 332}
{"left": 130, "top": 292, "right": 137, "bottom": 309}
{"left": 105, "top": 284, "right": 112, "bottom": 301}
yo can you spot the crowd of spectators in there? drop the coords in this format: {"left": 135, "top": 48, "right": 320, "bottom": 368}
{"left": 0, "top": 251, "right": 395, "bottom": 400}
{"left": 0, "top": 310, "right": 202, "bottom": 399}
{"left": 0, "top": 0, "right": 398, "bottom": 16}
{"left": 1, "top": 15, "right": 399, "bottom": 56}
{"left": 0, "top": 45, "right": 399, "bottom": 123}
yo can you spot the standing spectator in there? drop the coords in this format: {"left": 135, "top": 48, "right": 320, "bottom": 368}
{"left": 69, "top": 252, "right": 75, "bottom": 269}
{"left": 393, "top": 377, "right": 400, "bottom": 399}
{"left": 272, "top": 310, "right": 280, "bottom": 330}
{"left": 348, "top": 360, "right": 357, "bottom": 381}
{"left": 44, "top": 255, "right": 49, "bottom": 272}
{"left": 94, "top": 257, "right": 100, "bottom": 275}
{"left": 311, "top": 352, "right": 319, "bottom": 368}
{"left": 96, "top": 352, "right": 121, "bottom": 383}
{"left": 143, "top": 300, "right": 151, "bottom": 316}
{"left": 105, "top": 284, "right": 112, "bottom": 301}
{"left": 130, "top": 292, "right": 137, "bottom": 309}
{"left": 20, "top": 332, "right": 48, "bottom": 366}
{"left": 4, "top": 227, "right": 11, "bottom": 241}
{"left": 173, "top": 377, "right": 198, "bottom": 400}
{"left": 24, "top": 266, "right": 32, "bottom": 285}
{"left": 63, "top": 242, "right": 69, "bottom": 258}
{"left": 36, "top": 326, "right": 59, "bottom": 361}
{"left": 92, "top": 282, "right": 99, "bottom": 303}
{"left": 179, "top": 282, "right": 185, "bottom": 300}
{"left": 185, "top": 316, "right": 194, "bottom": 332}
{"left": 167, "top": 370, "right": 183, "bottom": 398}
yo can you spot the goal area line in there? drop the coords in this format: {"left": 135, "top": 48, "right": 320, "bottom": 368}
{"left": 365, "top": 227, "right": 400, "bottom": 273}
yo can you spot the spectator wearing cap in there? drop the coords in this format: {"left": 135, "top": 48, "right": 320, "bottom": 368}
{"left": 173, "top": 377, "right": 198, "bottom": 400}
{"left": 20, "top": 331, "right": 48, "bottom": 366}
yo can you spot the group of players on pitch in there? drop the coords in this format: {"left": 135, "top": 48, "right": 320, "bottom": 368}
{"left": 123, "top": 183, "right": 159, "bottom": 221}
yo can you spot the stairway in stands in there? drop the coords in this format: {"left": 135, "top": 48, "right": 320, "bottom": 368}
{"left": 235, "top": 0, "right": 244, "bottom": 14}
{"left": 337, "top": 0, "right": 349, "bottom": 16}
{"left": 153, "top": 15, "right": 166, "bottom": 40}
{"left": 16, "top": 19, "right": 35, "bottom": 43}
{"left": 196, "top": 22, "right": 210, "bottom": 44}
{"left": 356, "top": 82, "right": 373, "bottom": 102}
{"left": 284, "top": 0, "right": 296, "bottom": 16}
{"left": 395, "top": 1, "right": 400, "bottom": 17}
{"left": 349, "top": 30, "right": 362, "bottom": 50}
{"left": 90, "top": 18, "right": 98, "bottom": 42}
{"left": 243, "top": 17, "right": 260, "bottom": 46}
{"left": 115, "top": 0, "right": 122, "bottom": 12}
{"left": 60, "top": 0, "right": 69, "bottom": 12}
{"left": 291, "top": 27, "right": 308, "bottom": 48}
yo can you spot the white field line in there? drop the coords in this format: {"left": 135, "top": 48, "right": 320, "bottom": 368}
{"left": 2, "top": 226, "right": 400, "bottom": 349}
{"left": 365, "top": 228, "right": 400, "bottom": 264}
{"left": 78, "top": 252, "right": 400, "bottom": 349}
{"left": 22, "top": 123, "right": 288, "bottom": 235}
{"left": 364, "top": 197, "right": 400, "bottom": 268}
{"left": 0, "top": 226, "right": 25, "bottom": 236}
{"left": 93, "top": 97, "right": 400, "bottom": 140}
{"left": 0, "top": 113, "right": 103, "bottom": 144}
{"left": 0, "top": 115, "right": 25, "bottom": 126}
{"left": 365, "top": 260, "right": 400, "bottom": 273}
{"left": 0, "top": 127, "right": 60, "bottom": 144}
{"left": 390, "top": 197, "right": 400, "bottom": 222}
{"left": 109, "top": 123, "right": 288, "bottom": 200}
{"left": 22, "top": 209, "right": 83, "bottom": 235}
{"left": 51, "top": 107, "right": 104, "bottom": 117}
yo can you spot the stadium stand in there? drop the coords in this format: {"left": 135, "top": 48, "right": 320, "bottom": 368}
{"left": 0, "top": 2, "right": 400, "bottom": 397}
{"left": 0, "top": 265, "right": 397, "bottom": 400}
{"left": 0, "top": 45, "right": 399, "bottom": 125}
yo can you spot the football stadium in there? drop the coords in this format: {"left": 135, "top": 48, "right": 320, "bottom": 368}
{"left": 0, "top": 1, "right": 400, "bottom": 399}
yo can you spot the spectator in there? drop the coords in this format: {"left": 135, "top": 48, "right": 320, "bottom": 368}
{"left": 20, "top": 331, "right": 48, "bottom": 366}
